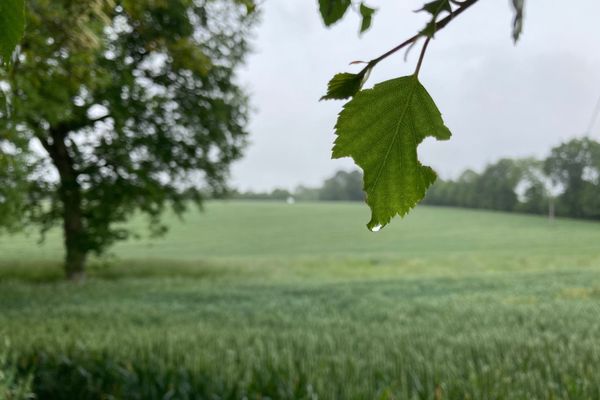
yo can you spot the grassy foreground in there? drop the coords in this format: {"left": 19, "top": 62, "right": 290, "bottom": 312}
{"left": 1, "top": 201, "right": 600, "bottom": 399}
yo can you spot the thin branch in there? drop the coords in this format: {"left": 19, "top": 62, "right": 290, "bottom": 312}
{"left": 36, "top": 135, "right": 52, "bottom": 154}
{"left": 89, "top": 113, "right": 112, "bottom": 125}
{"left": 586, "top": 94, "right": 600, "bottom": 135}
{"left": 403, "top": 40, "right": 418, "bottom": 62}
{"left": 415, "top": 37, "right": 431, "bottom": 77}
{"left": 360, "top": 0, "right": 479, "bottom": 74}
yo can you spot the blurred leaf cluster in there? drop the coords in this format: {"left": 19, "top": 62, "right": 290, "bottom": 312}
{"left": 0, "top": 0, "right": 257, "bottom": 277}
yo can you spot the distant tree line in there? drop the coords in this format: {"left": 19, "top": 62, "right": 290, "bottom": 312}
{"left": 231, "top": 170, "right": 364, "bottom": 202}
{"left": 232, "top": 138, "right": 600, "bottom": 220}
{"left": 423, "top": 138, "right": 600, "bottom": 220}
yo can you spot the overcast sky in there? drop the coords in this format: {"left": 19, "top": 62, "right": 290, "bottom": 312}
{"left": 231, "top": 0, "right": 600, "bottom": 191}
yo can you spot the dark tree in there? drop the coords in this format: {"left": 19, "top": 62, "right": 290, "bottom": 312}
{"left": 545, "top": 138, "right": 600, "bottom": 219}
{"left": 472, "top": 159, "right": 523, "bottom": 212}
{"left": 0, "top": 0, "right": 255, "bottom": 280}
{"left": 319, "top": 170, "right": 365, "bottom": 202}
{"left": 514, "top": 159, "right": 549, "bottom": 215}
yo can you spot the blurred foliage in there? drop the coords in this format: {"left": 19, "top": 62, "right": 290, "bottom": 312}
{"left": 232, "top": 137, "right": 600, "bottom": 221}
{"left": 0, "top": 0, "right": 25, "bottom": 64}
{"left": 0, "top": 340, "right": 33, "bottom": 400}
{"left": 544, "top": 138, "right": 600, "bottom": 219}
{"left": 0, "top": 152, "right": 29, "bottom": 231}
{"left": 0, "top": 0, "right": 257, "bottom": 277}
{"left": 424, "top": 137, "right": 600, "bottom": 220}
{"left": 319, "top": 170, "right": 363, "bottom": 201}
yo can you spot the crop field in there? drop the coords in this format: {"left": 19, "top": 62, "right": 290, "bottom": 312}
{"left": 2, "top": 201, "right": 600, "bottom": 399}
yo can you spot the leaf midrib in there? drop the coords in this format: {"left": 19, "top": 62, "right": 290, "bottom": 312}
{"left": 367, "top": 78, "right": 418, "bottom": 200}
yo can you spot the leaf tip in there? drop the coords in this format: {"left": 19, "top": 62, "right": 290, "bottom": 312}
{"left": 367, "top": 222, "right": 384, "bottom": 232}
{"left": 321, "top": 72, "right": 365, "bottom": 101}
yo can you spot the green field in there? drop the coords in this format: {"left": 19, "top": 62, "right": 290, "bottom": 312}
{"left": 2, "top": 201, "right": 600, "bottom": 399}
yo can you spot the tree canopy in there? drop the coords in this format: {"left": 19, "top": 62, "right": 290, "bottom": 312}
{"left": 423, "top": 138, "right": 600, "bottom": 220}
{"left": 0, "top": 0, "right": 256, "bottom": 279}
{"left": 545, "top": 138, "right": 600, "bottom": 218}
{"left": 0, "top": 0, "right": 25, "bottom": 64}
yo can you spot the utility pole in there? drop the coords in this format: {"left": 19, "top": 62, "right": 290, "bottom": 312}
{"left": 586, "top": 94, "right": 600, "bottom": 136}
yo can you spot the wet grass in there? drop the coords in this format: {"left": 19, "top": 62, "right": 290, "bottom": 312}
{"left": 1, "top": 202, "right": 600, "bottom": 398}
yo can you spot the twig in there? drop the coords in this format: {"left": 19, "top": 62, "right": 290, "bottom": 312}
{"left": 359, "top": 0, "right": 479, "bottom": 75}
{"left": 415, "top": 37, "right": 431, "bottom": 76}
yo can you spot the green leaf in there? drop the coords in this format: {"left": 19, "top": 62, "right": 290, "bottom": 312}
{"left": 420, "top": 21, "right": 437, "bottom": 38}
{"left": 511, "top": 0, "right": 525, "bottom": 42}
{"left": 319, "top": 0, "right": 351, "bottom": 26}
{"left": 321, "top": 71, "right": 369, "bottom": 101}
{"left": 0, "top": 0, "right": 25, "bottom": 64}
{"left": 419, "top": 0, "right": 451, "bottom": 17}
{"left": 359, "top": 3, "right": 376, "bottom": 33}
{"left": 236, "top": 0, "right": 256, "bottom": 15}
{"left": 332, "top": 75, "right": 451, "bottom": 230}
{"left": 418, "top": 0, "right": 452, "bottom": 38}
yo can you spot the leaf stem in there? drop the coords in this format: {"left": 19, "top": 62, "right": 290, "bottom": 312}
{"left": 414, "top": 37, "right": 431, "bottom": 77}
{"left": 361, "top": 0, "right": 479, "bottom": 74}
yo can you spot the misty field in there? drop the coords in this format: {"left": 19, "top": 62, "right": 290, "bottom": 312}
{"left": 2, "top": 201, "right": 600, "bottom": 399}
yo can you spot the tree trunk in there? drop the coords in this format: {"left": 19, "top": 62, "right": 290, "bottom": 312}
{"left": 63, "top": 198, "right": 86, "bottom": 281}
{"left": 43, "top": 127, "right": 88, "bottom": 281}
{"left": 65, "top": 243, "right": 86, "bottom": 281}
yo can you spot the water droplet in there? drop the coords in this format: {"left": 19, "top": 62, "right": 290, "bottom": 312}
{"left": 370, "top": 224, "right": 382, "bottom": 232}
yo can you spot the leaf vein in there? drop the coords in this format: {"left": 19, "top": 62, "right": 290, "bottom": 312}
{"left": 367, "top": 80, "right": 418, "bottom": 199}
